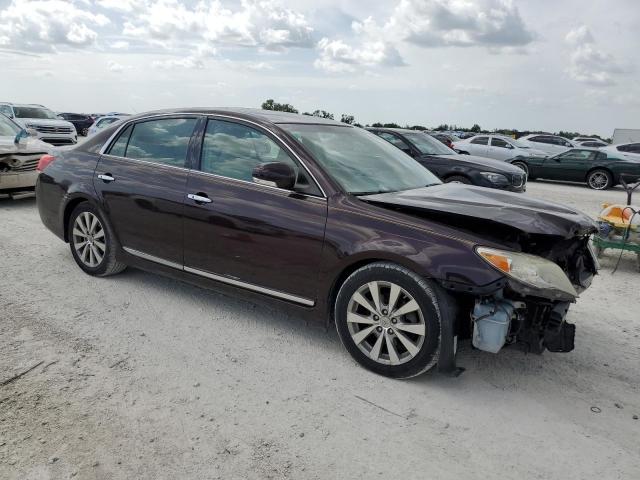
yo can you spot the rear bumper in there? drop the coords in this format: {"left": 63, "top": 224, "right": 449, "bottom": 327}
{"left": 0, "top": 170, "right": 38, "bottom": 191}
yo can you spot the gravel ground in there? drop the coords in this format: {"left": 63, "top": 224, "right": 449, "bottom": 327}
{"left": 1, "top": 181, "right": 639, "bottom": 480}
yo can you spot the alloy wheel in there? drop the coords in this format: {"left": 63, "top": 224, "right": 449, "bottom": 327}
{"left": 346, "top": 281, "right": 426, "bottom": 365}
{"left": 72, "top": 212, "right": 106, "bottom": 268}
{"left": 588, "top": 171, "right": 609, "bottom": 190}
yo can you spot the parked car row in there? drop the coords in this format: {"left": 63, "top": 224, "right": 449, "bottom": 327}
{"left": 0, "top": 102, "right": 77, "bottom": 145}
{"left": 368, "top": 128, "right": 527, "bottom": 192}
{"left": 35, "top": 107, "right": 600, "bottom": 378}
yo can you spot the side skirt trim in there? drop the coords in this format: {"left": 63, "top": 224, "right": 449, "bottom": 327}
{"left": 122, "top": 246, "right": 315, "bottom": 307}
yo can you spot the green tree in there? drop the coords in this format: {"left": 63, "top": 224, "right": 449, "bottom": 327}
{"left": 312, "top": 109, "right": 334, "bottom": 120}
{"left": 261, "top": 99, "right": 298, "bottom": 114}
{"left": 340, "top": 114, "right": 355, "bottom": 125}
{"left": 470, "top": 124, "right": 481, "bottom": 133}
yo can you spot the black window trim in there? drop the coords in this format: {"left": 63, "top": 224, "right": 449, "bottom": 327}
{"left": 102, "top": 114, "right": 201, "bottom": 170}
{"left": 99, "top": 112, "right": 327, "bottom": 198}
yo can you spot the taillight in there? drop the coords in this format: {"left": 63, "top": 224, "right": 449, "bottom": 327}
{"left": 37, "top": 154, "right": 55, "bottom": 172}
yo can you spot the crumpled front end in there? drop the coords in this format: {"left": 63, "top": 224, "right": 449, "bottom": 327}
{"left": 0, "top": 151, "right": 43, "bottom": 192}
{"left": 468, "top": 235, "right": 598, "bottom": 355}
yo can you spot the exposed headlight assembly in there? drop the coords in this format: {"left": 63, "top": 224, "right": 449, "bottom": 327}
{"left": 476, "top": 246, "right": 577, "bottom": 300}
{"left": 479, "top": 172, "right": 509, "bottom": 184}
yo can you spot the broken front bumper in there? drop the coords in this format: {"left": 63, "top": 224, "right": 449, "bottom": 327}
{"left": 0, "top": 170, "right": 38, "bottom": 191}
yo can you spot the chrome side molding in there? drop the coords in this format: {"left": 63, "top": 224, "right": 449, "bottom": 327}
{"left": 123, "top": 246, "right": 315, "bottom": 307}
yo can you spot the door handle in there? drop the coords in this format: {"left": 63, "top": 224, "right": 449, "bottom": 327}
{"left": 97, "top": 173, "right": 115, "bottom": 182}
{"left": 187, "top": 193, "right": 212, "bottom": 204}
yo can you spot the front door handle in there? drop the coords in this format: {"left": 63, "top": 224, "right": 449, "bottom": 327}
{"left": 187, "top": 193, "right": 212, "bottom": 204}
{"left": 97, "top": 173, "right": 115, "bottom": 182}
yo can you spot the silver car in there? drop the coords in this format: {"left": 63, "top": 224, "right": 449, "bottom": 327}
{"left": 453, "top": 135, "right": 547, "bottom": 161}
{"left": 517, "top": 134, "right": 575, "bottom": 156}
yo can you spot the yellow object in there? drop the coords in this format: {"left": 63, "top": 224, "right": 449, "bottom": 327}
{"left": 598, "top": 203, "right": 640, "bottom": 230}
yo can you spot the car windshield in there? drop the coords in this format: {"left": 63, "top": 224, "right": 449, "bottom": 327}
{"left": 0, "top": 114, "right": 21, "bottom": 136}
{"left": 14, "top": 106, "right": 58, "bottom": 119}
{"left": 403, "top": 132, "right": 454, "bottom": 155}
{"left": 281, "top": 124, "right": 441, "bottom": 195}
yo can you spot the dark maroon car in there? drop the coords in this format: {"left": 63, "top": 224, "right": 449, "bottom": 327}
{"left": 36, "top": 108, "right": 599, "bottom": 378}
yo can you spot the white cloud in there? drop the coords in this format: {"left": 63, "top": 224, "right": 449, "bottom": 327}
{"left": 314, "top": 36, "right": 405, "bottom": 73}
{"left": 0, "top": 0, "right": 109, "bottom": 52}
{"left": 111, "top": 40, "right": 130, "bottom": 49}
{"left": 387, "top": 0, "right": 534, "bottom": 48}
{"left": 122, "top": 0, "right": 313, "bottom": 50}
{"left": 313, "top": 0, "right": 534, "bottom": 73}
{"left": 107, "top": 60, "right": 125, "bottom": 72}
{"left": 565, "top": 25, "right": 631, "bottom": 86}
{"left": 152, "top": 56, "right": 205, "bottom": 70}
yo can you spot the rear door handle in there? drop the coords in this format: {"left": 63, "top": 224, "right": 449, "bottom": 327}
{"left": 97, "top": 173, "right": 115, "bottom": 182}
{"left": 187, "top": 193, "right": 212, "bottom": 204}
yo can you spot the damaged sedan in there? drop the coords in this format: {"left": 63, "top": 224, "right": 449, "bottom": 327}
{"left": 1, "top": 113, "right": 50, "bottom": 196}
{"left": 36, "top": 108, "right": 599, "bottom": 378}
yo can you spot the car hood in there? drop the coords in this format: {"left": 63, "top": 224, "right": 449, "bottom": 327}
{"left": 422, "top": 153, "right": 523, "bottom": 174}
{"left": 15, "top": 117, "right": 75, "bottom": 129}
{"left": 0, "top": 135, "right": 51, "bottom": 154}
{"left": 361, "top": 183, "right": 597, "bottom": 238}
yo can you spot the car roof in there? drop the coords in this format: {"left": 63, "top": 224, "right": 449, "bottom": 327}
{"left": 0, "top": 102, "right": 47, "bottom": 108}
{"left": 125, "top": 107, "right": 348, "bottom": 127}
{"left": 367, "top": 127, "right": 429, "bottom": 135}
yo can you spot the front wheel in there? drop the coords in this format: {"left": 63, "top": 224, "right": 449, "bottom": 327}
{"left": 335, "top": 262, "right": 442, "bottom": 379}
{"left": 587, "top": 169, "right": 612, "bottom": 190}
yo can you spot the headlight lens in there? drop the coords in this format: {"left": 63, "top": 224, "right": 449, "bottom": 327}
{"left": 476, "top": 246, "right": 577, "bottom": 299}
{"left": 479, "top": 172, "right": 509, "bottom": 184}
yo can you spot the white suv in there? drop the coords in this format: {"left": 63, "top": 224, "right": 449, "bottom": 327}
{"left": 0, "top": 103, "right": 77, "bottom": 146}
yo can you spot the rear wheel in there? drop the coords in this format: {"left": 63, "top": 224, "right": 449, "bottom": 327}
{"left": 68, "top": 203, "right": 127, "bottom": 276}
{"left": 335, "top": 262, "right": 442, "bottom": 379}
{"left": 587, "top": 169, "right": 612, "bottom": 190}
{"left": 445, "top": 175, "right": 471, "bottom": 184}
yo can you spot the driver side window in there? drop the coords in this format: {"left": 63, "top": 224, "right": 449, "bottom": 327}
{"left": 200, "top": 119, "right": 320, "bottom": 195}
{"left": 376, "top": 132, "right": 411, "bottom": 151}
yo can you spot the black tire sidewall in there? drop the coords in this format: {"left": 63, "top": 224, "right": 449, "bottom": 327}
{"left": 335, "top": 264, "right": 441, "bottom": 379}
{"left": 68, "top": 203, "right": 113, "bottom": 276}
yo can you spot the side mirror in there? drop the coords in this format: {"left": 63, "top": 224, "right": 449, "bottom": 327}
{"left": 252, "top": 162, "right": 296, "bottom": 190}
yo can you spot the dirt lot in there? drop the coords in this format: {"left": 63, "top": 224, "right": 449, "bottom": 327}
{"left": 1, "top": 181, "right": 639, "bottom": 480}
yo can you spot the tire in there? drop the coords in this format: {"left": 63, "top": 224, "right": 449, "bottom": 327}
{"left": 512, "top": 161, "right": 529, "bottom": 176}
{"left": 587, "top": 169, "right": 612, "bottom": 190}
{"left": 445, "top": 175, "right": 471, "bottom": 184}
{"left": 68, "top": 203, "right": 127, "bottom": 277}
{"left": 335, "top": 262, "right": 442, "bottom": 379}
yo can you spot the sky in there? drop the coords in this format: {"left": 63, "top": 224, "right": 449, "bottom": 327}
{"left": 1, "top": 0, "right": 639, "bottom": 137}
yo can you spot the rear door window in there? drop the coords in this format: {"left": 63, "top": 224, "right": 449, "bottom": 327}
{"left": 471, "top": 136, "right": 489, "bottom": 145}
{"left": 116, "top": 118, "right": 197, "bottom": 168}
{"left": 491, "top": 137, "right": 510, "bottom": 148}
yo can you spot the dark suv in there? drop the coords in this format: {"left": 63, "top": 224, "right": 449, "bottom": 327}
{"left": 369, "top": 128, "right": 527, "bottom": 192}
{"left": 58, "top": 113, "right": 95, "bottom": 136}
{"left": 36, "top": 108, "right": 598, "bottom": 378}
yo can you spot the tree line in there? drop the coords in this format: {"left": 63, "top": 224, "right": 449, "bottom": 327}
{"left": 260, "top": 99, "right": 609, "bottom": 141}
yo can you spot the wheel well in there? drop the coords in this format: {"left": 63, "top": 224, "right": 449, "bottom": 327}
{"left": 443, "top": 173, "right": 470, "bottom": 181}
{"left": 327, "top": 258, "right": 387, "bottom": 324}
{"left": 585, "top": 167, "right": 613, "bottom": 182}
{"left": 62, "top": 198, "right": 89, "bottom": 242}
